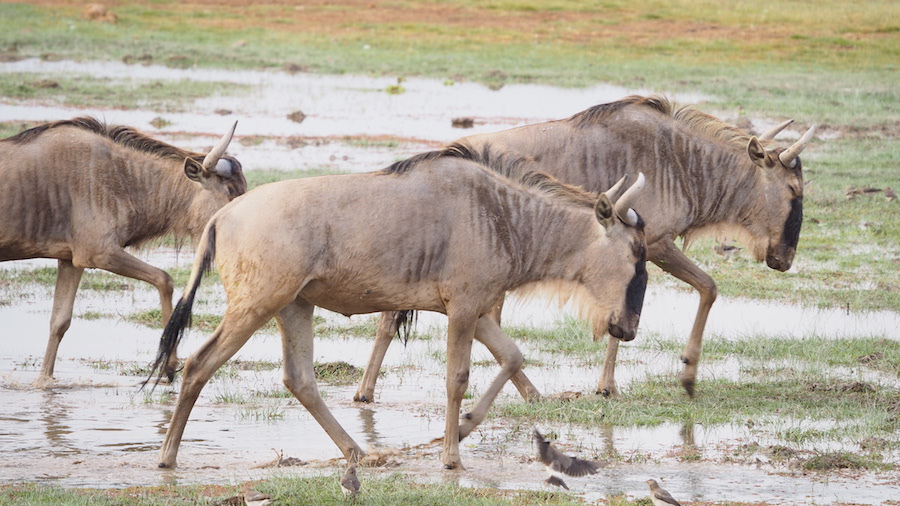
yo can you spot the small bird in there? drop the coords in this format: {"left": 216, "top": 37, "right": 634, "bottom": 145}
{"left": 341, "top": 464, "right": 361, "bottom": 497}
{"left": 544, "top": 460, "right": 570, "bottom": 490}
{"left": 533, "top": 429, "right": 604, "bottom": 490}
{"left": 243, "top": 491, "right": 274, "bottom": 506}
{"left": 645, "top": 479, "right": 682, "bottom": 506}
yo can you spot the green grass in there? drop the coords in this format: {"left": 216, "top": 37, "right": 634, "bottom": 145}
{"left": 0, "top": 473, "right": 588, "bottom": 505}
{"left": 245, "top": 168, "right": 350, "bottom": 189}
{"left": 0, "top": 72, "right": 248, "bottom": 111}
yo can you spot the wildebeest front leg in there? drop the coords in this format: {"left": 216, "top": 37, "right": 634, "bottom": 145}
{"left": 485, "top": 296, "right": 541, "bottom": 402}
{"left": 459, "top": 315, "right": 524, "bottom": 440}
{"left": 35, "top": 259, "right": 85, "bottom": 387}
{"left": 279, "top": 299, "right": 363, "bottom": 462}
{"left": 443, "top": 311, "right": 477, "bottom": 470}
{"left": 597, "top": 335, "right": 620, "bottom": 397}
{"left": 353, "top": 311, "right": 401, "bottom": 403}
{"left": 158, "top": 309, "right": 270, "bottom": 468}
{"left": 82, "top": 247, "right": 179, "bottom": 381}
{"left": 652, "top": 241, "right": 717, "bottom": 398}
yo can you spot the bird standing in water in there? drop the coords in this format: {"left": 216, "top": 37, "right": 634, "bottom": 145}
{"left": 646, "top": 479, "right": 682, "bottom": 506}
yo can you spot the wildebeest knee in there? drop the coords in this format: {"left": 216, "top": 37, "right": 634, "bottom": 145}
{"left": 447, "top": 370, "right": 469, "bottom": 388}
{"left": 504, "top": 349, "right": 524, "bottom": 372}
{"left": 283, "top": 374, "right": 317, "bottom": 400}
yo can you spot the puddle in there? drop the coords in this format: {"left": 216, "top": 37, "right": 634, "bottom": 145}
{"left": 1, "top": 278, "right": 898, "bottom": 502}
{"left": 0, "top": 58, "right": 708, "bottom": 174}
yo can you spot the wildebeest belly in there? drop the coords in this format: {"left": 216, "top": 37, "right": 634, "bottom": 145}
{"left": 299, "top": 278, "right": 446, "bottom": 317}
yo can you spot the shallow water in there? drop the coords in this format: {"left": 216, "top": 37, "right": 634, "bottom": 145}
{"left": 1, "top": 279, "right": 898, "bottom": 503}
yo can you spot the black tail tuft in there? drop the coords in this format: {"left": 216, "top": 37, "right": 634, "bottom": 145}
{"left": 396, "top": 310, "right": 417, "bottom": 346}
{"left": 142, "top": 225, "right": 216, "bottom": 390}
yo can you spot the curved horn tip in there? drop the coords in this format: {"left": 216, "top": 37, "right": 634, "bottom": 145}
{"left": 202, "top": 121, "right": 239, "bottom": 170}
{"left": 604, "top": 174, "right": 629, "bottom": 203}
{"left": 758, "top": 119, "right": 794, "bottom": 141}
{"left": 778, "top": 124, "right": 818, "bottom": 167}
{"left": 632, "top": 172, "right": 646, "bottom": 189}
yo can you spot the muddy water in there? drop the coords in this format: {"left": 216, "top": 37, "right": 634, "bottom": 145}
{"left": 1, "top": 274, "right": 898, "bottom": 503}
{"left": 1, "top": 62, "right": 899, "bottom": 502}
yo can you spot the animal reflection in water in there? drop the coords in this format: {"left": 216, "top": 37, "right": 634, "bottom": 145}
{"left": 148, "top": 144, "right": 647, "bottom": 471}
{"left": 0, "top": 118, "right": 245, "bottom": 386}
{"left": 358, "top": 94, "right": 816, "bottom": 401}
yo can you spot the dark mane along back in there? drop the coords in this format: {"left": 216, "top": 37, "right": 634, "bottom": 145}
{"left": 380, "top": 142, "right": 596, "bottom": 208}
{"left": 570, "top": 95, "right": 672, "bottom": 129}
{"left": 572, "top": 94, "right": 752, "bottom": 149}
{"left": 3, "top": 117, "right": 199, "bottom": 161}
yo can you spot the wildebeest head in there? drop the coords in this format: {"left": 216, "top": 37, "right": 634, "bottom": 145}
{"left": 745, "top": 123, "right": 816, "bottom": 272}
{"left": 589, "top": 173, "right": 648, "bottom": 342}
{"left": 183, "top": 121, "right": 246, "bottom": 200}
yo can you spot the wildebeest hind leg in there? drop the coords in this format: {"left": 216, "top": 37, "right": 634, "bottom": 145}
{"left": 158, "top": 308, "right": 271, "bottom": 468}
{"left": 279, "top": 298, "right": 364, "bottom": 462}
{"left": 459, "top": 315, "right": 524, "bottom": 440}
{"left": 353, "top": 311, "right": 401, "bottom": 403}
{"left": 82, "top": 247, "right": 179, "bottom": 380}
{"left": 35, "top": 260, "right": 84, "bottom": 387}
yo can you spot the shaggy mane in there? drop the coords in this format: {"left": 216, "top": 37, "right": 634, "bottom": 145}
{"left": 380, "top": 142, "right": 597, "bottom": 209}
{"left": 572, "top": 94, "right": 753, "bottom": 150}
{"left": 3, "top": 117, "right": 201, "bottom": 161}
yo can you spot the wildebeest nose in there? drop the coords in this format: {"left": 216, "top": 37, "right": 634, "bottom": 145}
{"left": 608, "top": 323, "right": 636, "bottom": 342}
{"left": 766, "top": 256, "right": 791, "bottom": 272}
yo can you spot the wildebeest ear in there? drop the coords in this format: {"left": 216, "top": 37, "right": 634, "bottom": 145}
{"left": 595, "top": 193, "right": 614, "bottom": 230}
{"left": 747, "top": 137, "right": 770, "bottom": 168}
{"left": 183, "top": 158, "right": 204, "bottom": 182}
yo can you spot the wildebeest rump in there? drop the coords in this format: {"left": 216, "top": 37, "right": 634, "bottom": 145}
{"left": 0, "top": 118, "right": 245, "bottom": 386}
{"left": 356, "top": 94, "right": 815, "bottom": 400}
{"left": 147, "top": 145, "right": 646, "bottom": 470}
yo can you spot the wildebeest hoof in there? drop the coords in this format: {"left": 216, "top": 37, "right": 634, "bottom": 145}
{"left": 681, "top": 379, "right": 695, "bottom": 398}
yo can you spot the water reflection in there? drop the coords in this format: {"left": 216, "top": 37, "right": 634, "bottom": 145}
{"left": 39, "top": 390, "right": 79, "bottom": 457}
{"left": 357, "top": 408, "right": 380, "bottom": 446}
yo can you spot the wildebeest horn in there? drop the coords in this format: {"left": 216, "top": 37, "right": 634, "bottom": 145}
{"left": 614, "top": 172, "right": 645, "bottom": 227}
{"left": 202, "top": 121, "right": 238, "bottom": 172}
{"left": 604, "top": 175, "right": 629, "bottom": 203}
{"left": 758, "top": 119, "right": 794, "bottom": 141}
{"left": 778, "top": 124, "right": 817, "bottom": 168}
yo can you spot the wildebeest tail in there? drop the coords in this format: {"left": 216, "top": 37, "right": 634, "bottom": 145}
{"left": 396, "top": 310, "right": 417, "bottom": 346}
{"left": 143, "top": 223, "right": 217, "bottom": 389}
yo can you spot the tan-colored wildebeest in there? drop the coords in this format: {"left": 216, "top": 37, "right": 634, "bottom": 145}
{"left": 355, "top": 94, "right": 816, "bottom": 400}
{"left": 0, "top": 117, "right": 245, "bottom": 387}
{"left": 146, "top": 144, "right": 647, "bottom": 470}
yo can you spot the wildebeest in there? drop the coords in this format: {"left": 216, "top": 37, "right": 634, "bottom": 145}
{"left": 147, "top": 145, "right": 646, "bottom": 470}
{"left": 355, "top": 94, "right": 815, "bottom": 400}
{"left": 0, "top": 118, "right": 245, "bottom": 386}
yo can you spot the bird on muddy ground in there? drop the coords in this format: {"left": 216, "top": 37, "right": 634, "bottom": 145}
{"left": 646, "top": 479, "right": 682, "bottom": 506}
{"left": 533, "top": 429, "right": 606, "bottom": 490}
{"left": 341, "top": 464, "right": 361, "bottom": 498}
{"left": 212, "top": 490, "right": 273, "bottom": 506}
